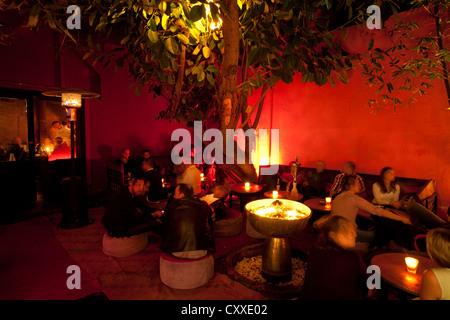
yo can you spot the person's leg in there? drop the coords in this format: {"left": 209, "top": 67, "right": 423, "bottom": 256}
{"left": 371, "top": 215, "right": 417, "bottom": 250}
{"left": 356, "top": 229, "right": 376, "bottom": 243}
{"left": 128, "top": 215, "right": 163, "bottom": 237}
{"left": 406, "top": 199, "right": 445, "bottom": 229}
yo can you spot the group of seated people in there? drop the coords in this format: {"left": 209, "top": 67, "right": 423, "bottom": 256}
{"left": 300, "top": 214, "right": 450, "bottom": 300}
{"left": 102, "top": 151, "right": 449, "bottom": 299}
{"left": 102, "top": 149, "right": 232, "bottom": 261}
{"left": 291, "top": 160, "right": 449, "bottom": 300}
{"left": 280, "top": 159, "right": 446, "bottom": 251}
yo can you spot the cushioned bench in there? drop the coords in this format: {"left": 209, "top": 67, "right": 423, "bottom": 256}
{"left": 259, "top": 165, "right": 438, "bottom": 214}
{"left": 159, "top": 253, "right": 214, "bottom": 289}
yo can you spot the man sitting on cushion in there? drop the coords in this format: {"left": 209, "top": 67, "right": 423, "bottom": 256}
{"left": 162, "top": 183, "right": 215, "bottom": 259}
{"left": 102, "top": 175, "right": 164, "bottom": 238}
{"left": 201, "top": 184, "right": 231, "bottom": 222}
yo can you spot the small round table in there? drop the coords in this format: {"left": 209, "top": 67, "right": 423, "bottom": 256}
{"left": 229, "top": 183, "right": 263, "bottom": 212}
{"left": 263, "top": 190, "right": 303, "bottom": 201}
{"left": 371, "top": 252, "right": 438, "bottom": 298}
{"left": 303, "top": 198, "right": 332, "bottom": 212}
{"left": 303, "top": 198, "right": 331, "bottom": 225}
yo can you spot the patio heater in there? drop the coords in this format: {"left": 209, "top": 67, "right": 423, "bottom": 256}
{"left": 43, "top": 88, "right": 100, "bottom": 229}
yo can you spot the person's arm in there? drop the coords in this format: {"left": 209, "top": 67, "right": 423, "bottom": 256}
{"left": 393, "top": 184, "right": 401, "bottom": 202}
{"left": 354, "top": 195, "right": 411, "bottom": 224}
{"left": 377, "top": 208, "right": 411, "bottom": 224}
{"left": 356, "top": 175, "right": 366, "bottom": 192}
{"left": 329, "top": 174, "right": 341, "bottom": 196}
{"left": 420, "top": 269, "right": 441, "bottom": 300}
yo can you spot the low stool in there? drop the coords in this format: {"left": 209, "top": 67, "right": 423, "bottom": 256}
{"left": 102, "top": 232, "right": 148, "bottom": 257}
{"left": 213, "top": 208, "right": 243, "bottom": 237}
{"left": 159, "top": 253, "right": 214, "bottom": 289}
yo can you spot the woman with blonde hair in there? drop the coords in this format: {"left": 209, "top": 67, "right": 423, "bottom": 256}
{"left": 420, "top": 226, "right": 450, "bottom": 300}
{"left": 300, "top": 215, "right": 368, "bottom": 300}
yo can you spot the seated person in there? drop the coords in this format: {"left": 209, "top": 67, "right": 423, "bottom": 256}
{"left": 7, "top": 137, "right": 27, "bottom": 161}
{"left": 118, "top": 148, "right": 138, "bottom": 182}
{"left": 101, "top": 175, "right": 164, "bottom": 238}
{"left": 331, "top": 176, "right": 411, "bottom": 244}
{"left": 278, "top": 160, "right": 305, "bottom": 192}
{"left": 142, "top": 149, "right": 151, "bottom": 160}
{"left": 300, "top": 215, "right": 369, "bottom": 300}
{"left": 420, "top": 226, "right": 450, "bottom": 300}
{"left": 162, "top": 183, "right": 215, "bottom": 259}
{"left": 141, "top": 158, "right": 164, "bottom": 202}
{"left": 329, "top": 161, "right": 365, "bottom": 198}
{"left": 141, "top": 149, "right": 160, "bottom": 171}
{"left": 302, "top": 160, "right": 331, "bottom": 199}
{"left": 372, "top": 167, "right": 402, "bottom": 209}
{"left": 176, "top": 157, "right": 202, "bottom": 196}
{"left": 201, "top": 184, "right": 231, "bottom": 221}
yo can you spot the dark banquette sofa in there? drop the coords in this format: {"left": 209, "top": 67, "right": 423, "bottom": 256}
{"left": 258, "top": 165, "right": 438, "bottom": 215}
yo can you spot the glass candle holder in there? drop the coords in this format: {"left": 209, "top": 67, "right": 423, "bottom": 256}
{"left": 244, "top": 182, "right": 250, "bottom": 190}
{"left": 272, "top": 190, "right": 279, "bottom": 199}
{"left": 405, "top": 257, "right": 419, "bottom": 273}
{"left": 325, "top": 197, "right": 332, "bottom": 205}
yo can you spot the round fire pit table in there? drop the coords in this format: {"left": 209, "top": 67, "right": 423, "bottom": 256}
{"left": 246, "top": 199, "right": 311, "bottom": 283}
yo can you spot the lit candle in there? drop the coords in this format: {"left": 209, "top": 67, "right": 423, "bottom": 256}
{"left": 272, "top": 190, "right": 279, "bottom": 199}
{"left": 201, "top": 173, "right": 204, "bottom": 181}
{"left": 325, "top": 197, "right": 332, "bottom": 206}
{"left": 405, "top": 257, "right": 419, "bottom": 274}
{"left": 245, "top": 182, "right": 250, "bottom": 190}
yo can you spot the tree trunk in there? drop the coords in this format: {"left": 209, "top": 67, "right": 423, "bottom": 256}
{"left": 216, "top": 0, "right": 257, "bottom": 184}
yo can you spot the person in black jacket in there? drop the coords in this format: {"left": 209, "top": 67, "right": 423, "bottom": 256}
{"left": 162, "top": 183, "right": 215, "bottom": 259}
{"left": 102, "top": 176, "right": 164, "bottom": 238}
{"left": 141, "top": 158, "right": 164, "bottom": 202}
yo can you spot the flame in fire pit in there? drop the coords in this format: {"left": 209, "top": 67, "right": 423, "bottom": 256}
{"left": 250, "top": 200, "right": 310, "bottom": 220}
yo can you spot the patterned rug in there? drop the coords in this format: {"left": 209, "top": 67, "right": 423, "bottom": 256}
{"left": 49, "top": 207, "right": 268, "bottom": 300}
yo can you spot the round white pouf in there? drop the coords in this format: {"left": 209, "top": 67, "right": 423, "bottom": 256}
{"left": 213, "top": 209, "right": 243, "bottom": 237}
{"left": 159, "top": 253, "right": 214, "bottom": 289}
{"left": 102, "top": 232, "right": 148, "bottom": 257}
{"left": 246, "top": 218, "right": 266, "bottom": 239}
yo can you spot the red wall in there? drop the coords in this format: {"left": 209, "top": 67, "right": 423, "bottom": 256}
{"left": 253, "top": 9, "right": 450, "bottom": 219}
{"left": 85, "top": 63, "right": 185, "bottom": 192}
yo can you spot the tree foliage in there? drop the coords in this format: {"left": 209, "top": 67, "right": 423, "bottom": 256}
{"left": 0, "top": 0, "right": 376, "bottom": 125}
{"left": 1, "top": 0, "right": 449, "bottom": 182}
{"left": 357, "top": 0, "right": 450, "bottom": 111}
